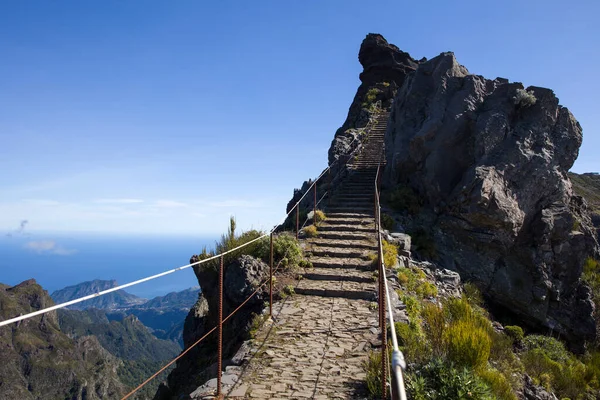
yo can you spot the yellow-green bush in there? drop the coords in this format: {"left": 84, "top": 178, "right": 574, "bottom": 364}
{"left": 397, "top": 270, "right": 409, "bottom": 286}
{"left": 421, "top": 302, "right": 446, "bottom": 357}
{"left": 478, "top": 368, "right": 517, "bottom": 400}
{"left": 382, "top": 240, "right": 398, "bottom": 268}
{"left": 313, "top": 210, "right": 326, "bottom": 224}
{"left": 400, "top": 293, "right": 421, "bottom": 320}
{"left": 364, "top": 351, "right": 383, "bottom": 398}
{"left": 416, "top": 281, "right": 438, "bottom": 298}
{"left": 463, "top": 282, "right": 484, "bottom": 307}
{"left": 444, "top": 319, "right": 491, "bottom": 370}
{"left": 504, "top": 325, "right": 524, "bottom": 344}
{"left": 303, "top": 224, "right": 318, "bottom": 238}
{"left": 394, "top": 321, "right": 431, "bottom": 365}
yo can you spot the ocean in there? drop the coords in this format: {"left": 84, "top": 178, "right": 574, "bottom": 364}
{"left": 0, "top": 232, "right": 216, "bottom": 299}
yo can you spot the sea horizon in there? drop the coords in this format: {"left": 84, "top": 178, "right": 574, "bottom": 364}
{"left": 0, "top": 230, "right": 218, "bottom": 299}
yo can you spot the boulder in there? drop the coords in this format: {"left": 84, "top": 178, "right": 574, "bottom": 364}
{"left": 225, "top": 255, "right": 269, "bottom": 305}
{"left": 383, "top": 50, "right": 599, "bottom": 345}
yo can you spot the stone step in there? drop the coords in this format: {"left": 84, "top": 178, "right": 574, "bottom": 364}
{"left": 323, "top": 217, "right": 374, "bottom": 225}
{"left": 331, "top": 193, "right": 373, "bottom": 198}
{"left": 294, "top": 279, "right": 376, "bottom": 301}
{"left": 301, "top": 267, "right": 375, "bottom": 283}
{"left": 324, "top": 212, "right": 373, "bottom": 218}
{"left": 308, "top": 246, "right": 372, "bottom": 259}
{"left": 317, "top": 230, "right": 373, "bottom": 241}
{"left": 306, "top": 237, "right": 377, "bottom": 249}
{"left": 309, "top": 256, "right": 374, "bottom": 269}
{"left": 318, "top": 224, "right": 374, "bottom": 233}
{"left": 326, "top": 207, "right": 373, "bottom": 213}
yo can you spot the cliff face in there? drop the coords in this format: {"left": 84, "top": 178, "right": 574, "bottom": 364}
{"left": 0, "top": 280, "right": 126, "bottom": 399}
{"left": 382, "top": 50, "right": 599, "bottom": 344}
{"left": 155, "top": 255, "right": 269, "bottom": 399}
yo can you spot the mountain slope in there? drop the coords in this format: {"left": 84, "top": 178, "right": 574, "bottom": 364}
{"left": 50, "top": 279, "right": 146, "bottom": 310}
{"left": 0, "top": 279, "right": 126, "bottom": 399}
{"left": 58, "top": 309, "right": 181, "bottom": 361}
{"left": 570, "top": 172, "right": 600, "bottom": 239}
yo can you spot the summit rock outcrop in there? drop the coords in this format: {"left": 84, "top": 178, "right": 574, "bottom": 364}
{"left": 382, "top": 50, "right": 599, "bottom": 345}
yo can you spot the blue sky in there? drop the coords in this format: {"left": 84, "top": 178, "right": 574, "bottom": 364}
{"left": 1, "top": 0, "right": 598, "bottom": 236}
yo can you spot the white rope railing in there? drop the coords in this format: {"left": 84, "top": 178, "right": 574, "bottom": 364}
{"left": 375, "top": 152, "right": 407, "bottom": 400}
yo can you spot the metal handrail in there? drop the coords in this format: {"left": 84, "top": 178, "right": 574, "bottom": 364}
{"left": 375, "top": 153, "right": 407, "bottom": 400}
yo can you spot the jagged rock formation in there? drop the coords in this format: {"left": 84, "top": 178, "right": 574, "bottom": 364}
{"left": 155, "top": 255, "right": 269, "bottom": 399}
{"left": 0, "top": 279, "right": 126, "bottom": 399}
{"left": 381, "top": 47, "right": 599, "bottom": 345}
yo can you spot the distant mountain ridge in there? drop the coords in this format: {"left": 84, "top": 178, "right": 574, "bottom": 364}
{"left": 50, "top": 279, "right": 147, "bottom": 310}
{"left": 51, "top": 279, "right": 201, "bottom": 346}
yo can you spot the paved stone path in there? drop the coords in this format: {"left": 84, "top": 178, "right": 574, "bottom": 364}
{"left": 224, "top": 112, "right": 390, "bottom": 399}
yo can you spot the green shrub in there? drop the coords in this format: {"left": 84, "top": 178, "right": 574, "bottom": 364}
{"left": 513, "top": 88, "right": 537, "bottom": 107}
{"left": 381, "top": 213, "right": 395, "bottom": 230}
{"left": 382, "top": 240, "right": 398, "bottom": 267}
{"left": 522, "top": 335, "right": 570, "bottom": 363}
{"left": 382, "top": 81, "right": 390, "bottom": 87}
{"left": 504, "top": 326, "right": 524, "bottom": 344}
{"left": 313, "top": 209, "right": 326, "bottom": 224}
{"left": 421, "top": 302, "right": 446, "bottom": 357}
{"left": 271, "top": 233, "right": 303, "bottom": 268}
{"left": 364, "top": 351, "right": 383, "bottom": 398}
{"left": 444, "top": 319, "right": 491, "bottom": 370}
{"left": 394, "top": 321, "right": 430, "bottom": 365}
{"left": 401, "top": 293, "right": 421, "bottom": 320}
{"left": 416, "top": 281, "right": 438, "bottom": 298}
{"left": 303, "top": 224, "right": 318, "bottom": 238}
{"left": 389, "top": 185, "right": 421, "bottom": 214}
{"left": 463, "top": 282, "right": 484, "bottom": 307}
{"left": 362, "top": 87, "right": 381, "bottom": 109}
{"left": 397, "top": 271, "right": 409, "bottom": 286}
{"left": 196, "top": 216, "right": 267, "bottom": 271}
{"left": 444, "top": 297, "right": 474, "bottom": 323}
{"left": 298, "top": 259, "right": 313, "bottom": 269}
{"left": 478, "top": 368, "right": 517, "bottom": 400}
{"left": 407, "top": 358, "right": 494, "bottom": 400}
{"left": 281, "top": 284, "right": 295, "bottom": 298}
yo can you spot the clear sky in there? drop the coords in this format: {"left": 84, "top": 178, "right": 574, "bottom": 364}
{"left": 1, "top": 0, "right": 598, "bottom": 236}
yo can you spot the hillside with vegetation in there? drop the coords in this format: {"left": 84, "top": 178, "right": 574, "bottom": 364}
{"left": 0, "top": 280, "right": 126, "bottom": 399}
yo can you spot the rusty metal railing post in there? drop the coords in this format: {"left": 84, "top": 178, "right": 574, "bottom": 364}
{"left": 269, "top": 232, "right": 274, "bottom": 317}
{"left": 296, "top": 204, "right": 299, "bottom": 240}
{"left": 217, "top": 255, "right": 224, "bottom": 398}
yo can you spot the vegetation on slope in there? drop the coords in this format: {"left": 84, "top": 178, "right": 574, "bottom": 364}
{"left": 365, "top": 264, "right": 600, "bottom": 399}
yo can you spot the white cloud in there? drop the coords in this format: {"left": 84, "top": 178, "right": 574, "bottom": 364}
{"left": 24, "top": 240, "right": 77, "bottom": 255}
{"left": 94, "top": 198, "right": 144, "bottom": 204}
{"left": 154, "top": 200, "right": 188, "bottom": 208}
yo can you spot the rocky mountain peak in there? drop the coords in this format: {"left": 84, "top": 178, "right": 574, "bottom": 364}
{"left": 358, "top": 33, "right": 419, "bottom": 86}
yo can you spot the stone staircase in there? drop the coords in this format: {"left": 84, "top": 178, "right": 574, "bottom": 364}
{"left": 295, "top": 111, "right": 390, "bottom": 302}
{"left": 222, "top": 111, "right": 391, "bottom": 399}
